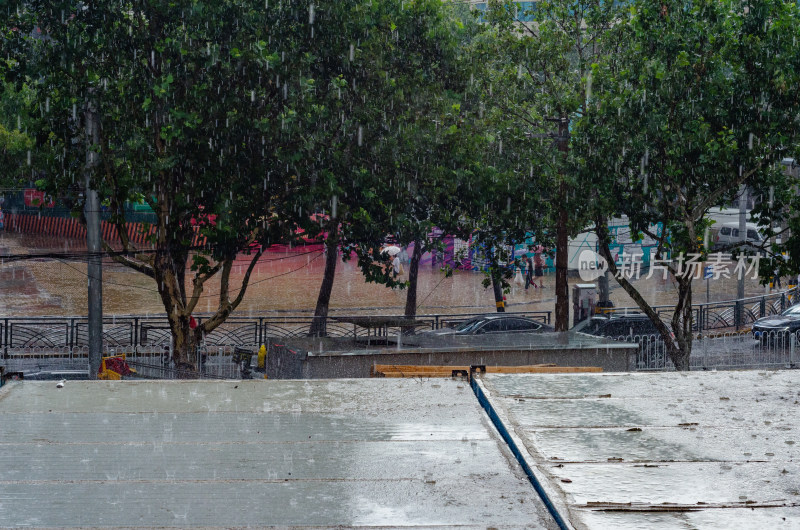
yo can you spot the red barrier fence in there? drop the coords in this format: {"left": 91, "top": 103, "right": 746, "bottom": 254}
{"left": 4, "top": 212, "right": 208, "bottom": 247}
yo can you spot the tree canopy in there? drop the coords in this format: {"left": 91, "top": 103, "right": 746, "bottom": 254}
{"left": 1, "top": 0, "right": 480, "bottom": 368}
{"left": 578, "top": 0, "right": 800, "bottom": 369}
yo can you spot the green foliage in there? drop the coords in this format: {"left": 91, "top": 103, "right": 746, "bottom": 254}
{"left": 580, "top": 0, "right": 800, "bottom": 257}
{"left": 574, "top": 0, "right": 800, "bottom": 366}
{"left": 0, "top": 81, "right": 36, "bottom": 184}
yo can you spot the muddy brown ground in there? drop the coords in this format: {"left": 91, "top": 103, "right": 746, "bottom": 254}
{"left": 0, "top": 232, "right": 781, "bottom": 318}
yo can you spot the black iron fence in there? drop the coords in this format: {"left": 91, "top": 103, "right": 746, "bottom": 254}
{"left": 613, "top": 330, "right": 800, "bottom": 371}
{"left": 604, "top": 287, "right": 798, "bottom": 332}
{"left": 0, "top": 310, "right": 552, "bottom": 358}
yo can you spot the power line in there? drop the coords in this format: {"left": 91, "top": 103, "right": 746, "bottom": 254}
{"left": 0, "top": 245, "right": 322, "bottom": 264}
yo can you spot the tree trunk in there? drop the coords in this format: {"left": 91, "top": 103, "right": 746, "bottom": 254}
{"left": 167, "top": 312, "right": 200, "bottom": 375}
{"left": 491, "top": 270, "right": 505, "bottom": 312}
{"left": 309, "top": 225, "right": 339, "bottom": 337}
{"left": 595, "top": 218, "right": 693, "bottom": 370}
{"left": 554, "top": 119, "right": 570, "bottom": 331}
{"left": 669, "top": 277, "right": 694, "bottom": 371}
{"left": 404, "top": 241, "right": 423, "bottom": 317}
{"left": 153, "top": 248, "right": 196, "bottom": 372}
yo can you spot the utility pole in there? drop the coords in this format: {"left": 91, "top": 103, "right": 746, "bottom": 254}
{"left": 85, "top": 102, "right": 103, "bottom": 378}
{"left": 554, "top": 118, "right": 570, "bottom": 331}
{"left": 735, "top": 185, "right": 747, "bottom": 328}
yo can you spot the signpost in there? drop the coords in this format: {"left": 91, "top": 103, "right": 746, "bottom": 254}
{"left": 704, "top": 265, "right": 713, "bottom": 304}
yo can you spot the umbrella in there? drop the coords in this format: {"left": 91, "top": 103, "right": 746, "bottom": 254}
{"left": 382, "top": 245, "right": 402, "bottom": 256}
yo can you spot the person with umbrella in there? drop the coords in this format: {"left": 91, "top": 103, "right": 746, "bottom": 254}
{"left": 383, "top": 246, "right": 403, "bottom": 278}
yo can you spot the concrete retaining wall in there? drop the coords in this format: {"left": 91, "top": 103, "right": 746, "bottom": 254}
{"left": 267, "top": 337, "right": 636, "bottom": 379}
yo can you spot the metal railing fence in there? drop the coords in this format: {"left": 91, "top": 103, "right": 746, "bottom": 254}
{"left": 604, "top": 287, "right": 798, "bottom": 332}
{"left": 0, "top": 310, "right": 552, "bottom": 359}
{"left": 605, "top": 330, "right": 800, "bottom": 371}
{"left": 3, "top": 344, "right": 247, "bottom": 379}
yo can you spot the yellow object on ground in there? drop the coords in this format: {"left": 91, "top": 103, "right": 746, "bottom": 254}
{"left": 257, "top": 345, "right": 267, "bottom": 369}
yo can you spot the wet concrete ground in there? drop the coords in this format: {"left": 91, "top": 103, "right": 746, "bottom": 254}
{"left": 478, "top": 372, "right": 800, "bottom": 529}
{"left": 0, "top": 379, "right": 558, "bottom": 528}
{"left": 0, "top": 232, "right": 783, "bottom": 318}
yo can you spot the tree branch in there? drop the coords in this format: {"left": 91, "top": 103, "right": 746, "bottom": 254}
{"left": 691, "top": 161, "right": 767, "bottom": 221}
{"left": 101, "top": 240, "right": 156, "bottom": 278}
{"left": 199, "top": 248, "right": 264, "bottom": 335}
{"left": 185, "top": 261, "right": 223, "bottom": 315}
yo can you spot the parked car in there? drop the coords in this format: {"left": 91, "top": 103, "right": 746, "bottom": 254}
{"left": 419, "top": 314, "right": 554, "bottom": 337}
{"left": 574, "top": 313, "right": 672, "bottom": 340}
{"left": 751, "top": 304, "right": 800, "bottom": 343}
{"left": 574, "top": 313, "right": 673, "bottom": 369}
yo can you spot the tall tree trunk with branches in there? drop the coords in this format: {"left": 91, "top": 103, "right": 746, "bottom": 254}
{"left": 309, "top": 224, "right": 339, "bottom": 337}
{"left": 404, "top": 241, "right": 424, "bottom": 318}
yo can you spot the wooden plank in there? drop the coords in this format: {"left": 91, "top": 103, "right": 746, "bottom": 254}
{"left": 371, "top": 363, "right": 560, "bottom": 375}
{"left": 378, "top": 371, "right": 468, "bottom": 378}
{"left": 372, "top": 365, "right": 603, "bottom": 377}
{"left": 373, "top": 364, "right": 465, "bottom": 371}
{"left": 486, "top": 366, "right": 602, "bottom": 374}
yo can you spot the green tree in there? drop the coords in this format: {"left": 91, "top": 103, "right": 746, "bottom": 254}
{"left": 345, "top": 6, "right": 485, "bottom": 320}
{"left": 5, "top": 0, "right": 451, "bottom": 369}
{"left": 578, "top": 0, "right": 800, "bottom": 369}
{"left": 480, "top": 0, "right": 624, "bottom": 328}
{"left": 270, "top": 0, "right": 475, "bottom": 334}
{"left": 0, "top": 80, "right": 36, "bottom": 184}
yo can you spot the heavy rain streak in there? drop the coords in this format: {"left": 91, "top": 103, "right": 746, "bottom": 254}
{"left": 0, "top": 1, "right": 800, "bottom": 528}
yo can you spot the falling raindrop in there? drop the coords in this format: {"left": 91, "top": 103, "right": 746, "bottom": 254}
{"left": 748, "top": 132, "right": 754, "bottom": 150}
{"left": 308, "top": 3, "right": 315, "bottom": 24}
{"left": 27, "top": 151, "right": 31, "bottom": 166}
{"left": 357, "top": 126, "right": 363, "bottom": 146}
{"left": 251, "top": 90, "right": 255, "bottom": 102}
{"left": 349, "top": 44, "right": 355, "bottom": 62}
{"left": 331, "top": 195, "right": 338, "bottom": 218}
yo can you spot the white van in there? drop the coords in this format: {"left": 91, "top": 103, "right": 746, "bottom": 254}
{"left": 713, "top": 222, "right": 764, "bottom": 250}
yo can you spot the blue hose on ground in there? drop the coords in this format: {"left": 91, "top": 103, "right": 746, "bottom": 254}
{"left": 470, "top": 375, "right": 570, "bottom": 530}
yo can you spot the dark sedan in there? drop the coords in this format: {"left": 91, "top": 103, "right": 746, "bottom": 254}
{"left": 419, "top": 314, "right": 554, "bottom": 337}
{"left": 751, "top": 304, "right": 800, "bottom": 342}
